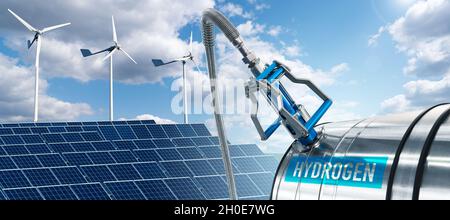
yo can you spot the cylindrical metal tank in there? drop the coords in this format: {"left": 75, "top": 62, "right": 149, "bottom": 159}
{"left": 272, "top": 104, "right": 450, "bottom": 200}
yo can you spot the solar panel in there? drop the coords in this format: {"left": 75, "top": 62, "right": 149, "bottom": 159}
{"left": 51, "top": 167, "right": 88, "bottom": 184}
{"left": 81, "top": 165, "right": 117, "bottom": 182}
{"left": 185, "top": 160, "right": 217, "bottom": 176}
{"left": 108, "top": 164, "right": 142, "bottom": 181}
{"left": 164, "top": 178, "right": 206, "bottom": 200}
{"left": 11, "top": 155, "right": 42, "bottom": 169}
{"left": 232, "top": 174, "right": 263, "bottom": 198}
{"left": 23, "top": 168, "right": 59, "bottom": 187}
{"left": 134, "top": 180, "right": 176, "bottom": 200}
{"left": 133, "top": 163, "right": 166, "bottom": 179}
{"left": 3, "top": 188, "right": 43, "bottom": 200}
{"left": 0, "top": 156, "right": 17, "bottom": 170}
{"left": 195, "top": 176, "right": 229, "bottom": 200}
{"left": 134, "top": 150, "right": 162, "bottom": 162}
{"left": 0, "top": 120, "right": 277, "bottom": 200}
{"left": 156, "top": 149, "right": 183, "bottom": 161}
{"left": 70, "top": 183, "right": 111, "bottom": 200}
{"left": 105, "top": 181, "right": 146, "bottom": 200}
{"left": 38, "top": 186, "right": 78, "bottom": 200}
{"left": 0, "top": 170, "right": 31, "bottom": 188}
{"left": 91, "top": 141, "right": 116, "bottom": 151}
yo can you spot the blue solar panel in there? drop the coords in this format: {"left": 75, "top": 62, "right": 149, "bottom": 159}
{"left": 130, "top": 125, "right": 152, "bottom": 139}
{"left": 62, "top": 133, "right": 84, "bottom": 142}
{"left": 140, "top": 120, "right": 156, "bottom": 125}
{"left": 11, "top": 155, "right": 42, "bottom": 169}
{"left": 36, "top": 154, "right": 67, "bottom": 167}
{"left": 133, "top": 139, "right": 156, "bottom": 149}
{"left": 115, "top": 126, "right": 137, "bottom": 140}
{"left": 0, "top": 156, "right": 17, "bottom": 170}
{"left": 254, "top": 156, "right": 279, "bottom": 173}
{"left": 13, "top": 128, "right": 32, "bottom": 134}
{"left": 0, "top": 128, "right": 13, "bottom": 135}
{"left": 199, "top": 146, "right": 222, "bottom": 159}
{"left": 172, "top": 138, "right": 195, "bottom": 147}
{"left": 177, "top": 147, "right": 204, "bottom": 160}
{"left": 99, "top": 126, "right": 121, "bottom": 140}
{"left": 191, "top": 124, "right": 211, "bottom": 136}
{"left": 2, "top": 145, "right": 30, "bottom": 155}
{"left": 71, "top": 142, "right": 96, "bottom": 152}
{"left": 42, "top": 134, "right": 65, "bottom": 143}
{"left": 109, "top": 151, "right": 138, "bottom": 163}
{"left": 229, "top": 145, "right": 246, "bottom": 157}
{"left": 23, "top": 168, "right": 59, "bottom": 187}
{"left": 108, "top": 164, "right": 142, "bottom": 181}
{"left": 134, "top": 150, "right": 162, "bottom": 162}
{"left": 153, "top": 139, "right": 175, "bottom": 148}
{"left": 0, "top": 170, "right": 31, "bottom": 188}
{"left": 0, "top": 148, "right": 6, "bottom": 156}
{"left": 81, "top": 165, "right": 117, "bottom": 182}
{"left": 66, "top": 126, "right": 83, "bottom": 132}
{"left": 209, "top": 137, "right": 220, "bottom": 145}
{"left": 161, "top": 125, "right": 182, "bottom": 138}
{"left": 232, "top": 174, "right": 263, "bottom": 198}
{"left": 232, "top": 157, "right": 264, "bottom": 173}
{"left": 195, "top": 176, "right": 229, "bottom": 200}
{"left": 113, "top": 140, "right": 137, "bottom": 150}
{"left": 3, "top": 188, "right": 43, "bottom": 200}
{"left": 25, "top": 144, "right": 51, "bottom": 154}
{"left": 87, "top": 152, "right": 116, "bottom": 164}
{"left": 135, "top": 180, "right": 176, "bottom": 200}
{"left": 80, "top": 132, "right": 103, "bottom": 141}
{"left": 191, "top": 137, "right": 213, "bottom": 146}
{"left": 98, "top": 121, "right": 113, "bottom": 126}
{"left": 48, "top": 127, "right": 67, "bottom": 133}
{"left": 185, "top": 160, "right": 217, "bottom": 176}
{"left": 67, "top": 122, "right": 83, "bottom": 126}
{"left": 91, "top": 141, "right": 116, "bottom": 151}
{"left": 1, "top": 135, "right": 25, "bottom": 145}
{"left": 133, "top": 163, "right": 166, "bottom": 180}
{"left": 51, "top": 167, "right": 87, "bottom": 184}
{"left": 38, "top": 186, "right": 78, "bottom": 200}
{"left": 146, "top": 125, "right": 168, "bottom": 139}
{"left": 63, "top": 153, "right": 93, "bottom": 166}
{"left": 239, "top": 144, "right": 265, "bottom": 156}
{"left": 21, "top": 135, "right": 44, "bottom": 144}
{"left": 70, "top": 183, "right": 111, "bottom": 200}
{"left": 105, "top": 181, "right": 146, "bottom": 200}
{"left": 48, "top": 143, "right": 75, "bottom": 153}
{"left": 30, "top": 127, "right": 49, "bottom": 134}
{"left": 208, "top": 159, "right": 240, "bottom": 175}
{"left": 176, "top": 124, "right": 198, "bottom": 137}
{"left": 247, "top": 173, "right": 275, "bottom": 196}
{"left": 156, "top": 149, "right": 183, "bottom": 161}
{"left": 160, "top": 161, "right": 193, "bottom": 178}
{"left": 164, "top": 178, "right": 206, "bottom": 200}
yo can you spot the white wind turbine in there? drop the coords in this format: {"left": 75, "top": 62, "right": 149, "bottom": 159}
{"left": 152, "top": 32, "right": 202, "bottom": 124}
{"left": 80, "top": 16, "right": 137, "bottom": 121}
{"left": 8, "top": 9, "right": 71, "bottom": 122}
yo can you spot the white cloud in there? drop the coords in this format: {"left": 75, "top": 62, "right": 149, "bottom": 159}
{"left": 380, "top": 0, "right": 450, "bottom": 113}
{"left": 220, "top": 2, "right": 252, "bottom": 19}
{"left": 368, "top": 26, "right": 386, "bottom": 47}
{"left": 119, "top": 114, "right": 176, "bottom": 124}
{"left": 0, "top": 53, "right": 93, "bottom": 122}
{"left": 267, "top": 25, "right": 282, "bottom": 37}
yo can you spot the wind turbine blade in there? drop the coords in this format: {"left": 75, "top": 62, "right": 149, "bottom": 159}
{"left": 189, "top": 31, "right": 193, "bottom": 54}
{"left": 41, "top": 23, "right": 71, "bottom": 33}
{"left": 119, "top": 48, "right": 137, "bottom": 64}
{"left": 8, "top": 9, "right": 37, "bottom": 32}
{"left": 81, "top": 46, "right": 115, "bottom": 57}
{"left": 112, "top": 16, "right": 118, "bottom": 43}
{"left": 191, "top": 59, "right": 204, "bottom": 75}
{"left": 102, "top": 47, "right": 118, "bottom": 62}
{"left": 152, "top": 59, "right": 177, "bottom": 67}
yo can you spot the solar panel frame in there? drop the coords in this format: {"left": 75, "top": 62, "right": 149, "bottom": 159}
{"left": 191, "top": 124, "right": 212, "bottom": 136}
{"left": 99, "top": 126, "right": 121, "bottom": 141}
{"left": 51, "top": 167, "right": 88, "bottom": 184}
{"left": 22, "top": 168, "right": 60, "bottom": 187}
{"left": 2, "top": 145, "right": 30, "bottom": 156}
{"left": 11, "top": 155, "right": 43, "bottom": 169}
{"left": 1, "top": 135, "right": 25, "bottom": 145}
{"left": 114, "top": 126, "right": 137, "bottom": 140}
{"left": 38, "top": 185, "right": 78, "bottom": 200}
{"left": 0, "top": 156, "right": 18, "bottom": 170}
{"left": 146, "top": 125, "right": 168, "bottom": 139}
{"left": 0, "top": 170, "right": 32, "bottom": 189}
{"left": 24, "top": 144, "right": 52, "bottom": 154}
{"left": 161, "top": 125, "right": 183, "bottom": 138}
{"left": 176, "top": 124, "right": 198, "bottom": 137}
{"left": 130, "top": 125, "right": 152, "bottom": 139}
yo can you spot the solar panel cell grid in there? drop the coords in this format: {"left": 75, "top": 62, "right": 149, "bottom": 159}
{"left": 36, "top": 154, "right": 67, "bottom": 167}
{"left": 133, "top": 150, "right": 161, "bottom": 162}
{"left": 254, "top": 156, "right": 279, "bottom": 173}
{"left": 80, "top": 132, "right": 103, "bottom": 142}
{"left": 2, "top": 145, "right": 30, "bottom": 155}
{"left": 11, "top": 155, "right": 42, "bottom": 169}
{"left": 185, "top": 160, "right": 217, "bottom": 176}
{"left": 133, "top": 139, "right": 156, "bottom": 149}
{"left": 109, "top": 151, "right": 138, "bottom": 163}
{"left": 156, "top": 149, "right": 183, "bottom": 161}
{"left": 153, "top": 139, "right": 175, "bottom": 149}
{"left": 0, "top": 170, "right": 31, "bottom": 188}
{"left": 172, "top": 138, "right": 195, "bottom": 147}
{"left": 176, "top": 124, "right": 197, "bottom": 137}
{"left": 87, "top": 152, "right": 116, "bottom": 165}
{"left": 160, "top": 161, "right": 193, "bottom": 178}
{"left": 239, "top": 144, "right": 265, "bottom": 156}
{"left": 130, "top": 125, "right": 152, "bottom": 139}
{"left": 191, "top": 124, "right": 211, "bottom": 136}
{"left": 71, "top": 142, "right": 96, "bottom": 152}
{"left": 146, "top": 125, "right": 167, "bottom": 139}
{"left": 133, "top": 163, "right": 166, "bottom": 180}
{"left": 99, "top": 126, "right": 121, "bottom": 141}
{"left": 247, "top": 173, "right": 275, "bottom": 195}
{"left": 62, "top": 133, "right": 84, "bottom": 142}
{"left": 38, "top": 186, "right": 78, "bottom": 200}
{"left": 22, "top": 168, "right": 59, "bottom": 187}
{"left": 232, "top": 157, "right": 265, "bottom": 173}
{"left": 115, "top": 126, "right": 137, "bottom": 140}
{"left": 104, "top": 181, "right": 145, "bottom": 200}
{"left": 24, "top": 144, "right": 51, "bottom": 154}
{"left": 80, "top": 165, "right": 117, "bottom": 182}
{"left": 91, "top": 141, "right": 116, "bottom": 151}
{"left": 195, "top": 176, "right": 229, "bottom": 200}
{"left": 48, "top": 143, "right": 75, "bottom": 153}
{"left": 164, "top": 178, "right": 206, "bottom": 200}
{"left": 177, "top": 148, "right": 204, "bottom": 160}
{"left": 30, "top": 127, "right": 49, "bottom": 134}
{"left": 48, "top": 127, "right": 67, "bottom": 133}
{"left": 113, "top": 141, "right": 137, "bottom": 150}
{"left": 66, "top": 126, "right": 83, "bottom": 132}
{"left": 161, "top": 125, "right": 182, "bottom": 138}
{"left": 0, "top": 128, "right": 13, "bottom": 135}
{"left": 191, "top": 137, "right": 213, "bottom": 146}
{"left": 51, "top": 167, "right": 87, "bottom": 184}
{"left": 3, "top": 188, "right": 43, "bottom": 200}
{"left": 1, "top": 135, "right": 25, "bottom": 145}
{"left": 12, "top": 128, "right": 32, "bottom": 135}
{"left": 70, "top": 183, "right": 111, "bottom": 200}
{"left": 42, "top": 134, "right": 65, "bottom": 143}
{"left": 63, "top": 153, "right": 93, "bottom": 166}
{"left": 134, "top": 180, "right": 176, "bottom": 200}
{"left": 0, "top": 157, "right": 17, "bottom": 170}
{"left": 108, "top": 164, "right": 142, "bottom": 181}
{"left": 232, "top": 174, "right": 263, "bottom": 198}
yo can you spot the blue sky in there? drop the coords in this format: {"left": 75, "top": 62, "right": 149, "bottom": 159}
{"left": 0, "top": 0, "right": 449, "bottom": 153}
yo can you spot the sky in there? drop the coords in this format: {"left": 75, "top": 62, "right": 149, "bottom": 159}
{"left": 0, "top": 0, "right": 449, "bottom": 154}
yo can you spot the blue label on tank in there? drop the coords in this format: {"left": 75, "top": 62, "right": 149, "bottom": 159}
{"left": 284, "top": 156, "right": 388, "bottom": 189}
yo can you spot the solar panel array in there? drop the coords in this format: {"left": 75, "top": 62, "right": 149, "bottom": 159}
{"left": 0, "top": 120, "right": 279, "bottom": 200}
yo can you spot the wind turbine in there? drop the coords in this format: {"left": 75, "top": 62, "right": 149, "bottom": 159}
{"left": 152, "top": 32, "right": 202, "bottom": 124}
{"left": 80, "top": 16, "right": 137, "bottom": 121}
{"left": 8, "top": 9, "right": 71, "bottom": 122}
